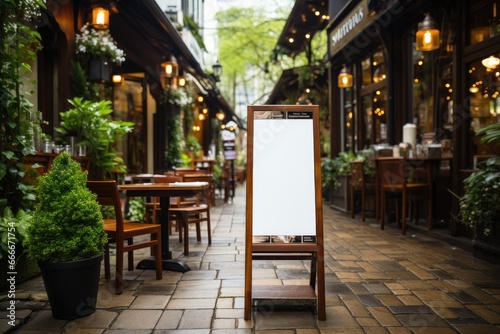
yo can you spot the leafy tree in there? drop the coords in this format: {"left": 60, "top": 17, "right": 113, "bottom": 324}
{"left": 214, "top": 1, "right": 328, "bottom": 107}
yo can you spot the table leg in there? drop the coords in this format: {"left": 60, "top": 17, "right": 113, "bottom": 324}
{"left": 136, "top": 196, "right": 191, "bottom": 272}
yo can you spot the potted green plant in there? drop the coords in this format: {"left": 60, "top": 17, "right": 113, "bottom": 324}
{"left": 459, "top": 123, "right": 500, "bottom": 263}
{"left": 55, "top": 97, "right": 133, "bottom": 180}
{"left": 321, "top": 151, "right": 355, "bottom": 212}
{"left": 27, "top": 152, "right": 107, "bottom": 319}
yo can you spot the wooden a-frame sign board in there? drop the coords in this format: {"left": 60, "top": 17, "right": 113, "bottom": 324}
{"left": 244, "top": 105, "right": 325, "bottom": 320}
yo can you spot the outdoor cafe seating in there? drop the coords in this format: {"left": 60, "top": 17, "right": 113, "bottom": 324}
{"left": 87, "top": 180, "right": 162, "bottom": 294}
{"left": 375, "top": 157, "right": 433, "bottom": 235}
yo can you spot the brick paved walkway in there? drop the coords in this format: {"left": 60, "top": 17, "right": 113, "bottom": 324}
{"left": 2, "top": 182, "right": 500, "bottom": 333}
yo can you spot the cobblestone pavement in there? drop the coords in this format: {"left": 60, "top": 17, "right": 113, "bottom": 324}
{"left": 1, "top": 182, "right": 500, "bottom": 333}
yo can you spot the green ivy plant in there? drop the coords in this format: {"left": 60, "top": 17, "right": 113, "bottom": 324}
{"left": 0, "top": 0, "right": 44, "bottom": 214}
{"left": 55, "top": 97, "right": 134, "bottom": 180}
{"left": 28, "top": 153, "right": 107, "bottom": 263}
{"left": 321, "top": 151, "right": 356, "bottom": 191}
{"left": 165, "top": 114, "right": 183, "bottom": 170}
{"left": 0, "top": 207, "right": 33, "bottom": 260}
{"left": 126, "top": 198, "right": 145, "bottom": 222}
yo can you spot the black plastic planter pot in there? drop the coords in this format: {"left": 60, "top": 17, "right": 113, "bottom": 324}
{"left": 39, "top": 255, "right": 103, "bottom": 320}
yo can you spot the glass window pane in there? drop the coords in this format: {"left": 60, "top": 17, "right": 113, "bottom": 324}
{"left": 412, "top": 50, "right": 434, "bottom": 139}
{"left": 468, "top": 56, "right": 500, "bottom": 149}
{"left": 469, "top": 1, "right": 500, "bottom": 45}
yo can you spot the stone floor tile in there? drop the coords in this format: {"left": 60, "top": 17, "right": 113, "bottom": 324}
{"left": 452, "top": 324, "right": 500, "bottom": 334}
{"left": 376, "top": 294, "right": 404, "bottom": 307}
{"left": 356, "top": 316, "right": 379, "bottom": 327}
{"left": 398, "top": 280, "right": 437, "bottom": 291}
{"left": 386, "top": 327, "right": 413, "bottom": 334}
{"left": 15, "top": 310, "right": 66, "bottom": 330}
{"left": 318, "top": 306, "right": 360, "bottom": 329}
{"left": 237, "top": 318, "right": 254, "bottom": 329}
{"left": 463, "top": 287, "right": 500, "bottom": 304}
{"left": 215, "top": 308, "right": 244, "bottom": 318}
{"left": 178, "top": 309, "right": 214, "bottom": 329}
{"left": 340, "top": 294, "right": 371, "bottom": 317}
{"left": 68, "top": 309, "right": 117, "bottom": 329}
{"left": 212, "top": 318, "right": 236, "bottom": 329}
{"left": 111, "top": 309, "right": 162, "bottom": 329}
{"left": 216, "top": 297, "right": 234, "bottom": 309}
{"left": 253, "top": 309, "right": 317, "bottom": 330}
{"left": 367, "top": 306, "right": 402, "bottom": 327}
{"left": 155, "top": 309, "right": 182, "bottom": 329}
{"left": 96, "top": 289, "right": 135, "bottom": 308}
{"left": 412, "top": 290, "right": 456, "bottom": 302}
{"left": 466, "top": 304, "right": 500, "bottom": 323}
{"left": 397, "top": 295, "right": 425, "bottom": 306}
{"left": 166, "top": 297, "right": 216, "bottom": 309}
{"left": 130, "top": 295, "right": 170, "bottom": 309}
{"left": 395, "top": 313, "right": 449, "bottom": 327}
{"left": 411, "top": 327, "right": 458, "bottom": 334}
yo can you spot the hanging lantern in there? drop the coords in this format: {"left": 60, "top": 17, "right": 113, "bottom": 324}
{"left": 92, "top": 6, "right": 109, "bottom": 29}
{"left": 338, "top": 65, "right": 353, "bottom": 88}
{"left": 415, "top": 14, "right": 440, "bottom": 51}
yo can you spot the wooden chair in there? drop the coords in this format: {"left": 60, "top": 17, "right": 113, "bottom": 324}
{"left": 86, "top": 180, "right": 162, "bottom": 294}
{"left": 376, "top": 158, "right": 432, "bottom": 235}
{"left": 148, "top": 175, "right": 193, "bottom": 235}
{"left": 182, "top": 173, "right": 215, "bottom": 207}
{"left": 349, "top": 160, "right": 375, "bottom": 221}
{"left": 167, "top": 180, "right": 212, "bottom": 255}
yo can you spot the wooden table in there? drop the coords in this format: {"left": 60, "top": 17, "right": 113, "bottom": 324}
{"left": 119, "top": 182, "right": 208, "bottom": 272}
{"left": 375, "top": 156, "right": 450, "bottom": 229}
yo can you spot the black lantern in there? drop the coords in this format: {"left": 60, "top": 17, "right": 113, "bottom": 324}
{"left": 212, "top": 60, "right": 222, "bottom": 82}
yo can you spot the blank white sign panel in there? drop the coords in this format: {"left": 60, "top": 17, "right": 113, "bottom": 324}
{"left": 252, "top": 111, "right": 316, "bottom": 236}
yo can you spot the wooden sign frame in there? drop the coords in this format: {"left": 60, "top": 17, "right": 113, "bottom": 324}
{"left": 244, "top": 105, "right": 325, "bottom": 320}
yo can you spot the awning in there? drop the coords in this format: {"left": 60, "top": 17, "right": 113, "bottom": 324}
{"left": 109, "top": 0, "right": 245, "bottom": 129}
{"left": 272, "top": 0, "right": 329, "bottom": 60}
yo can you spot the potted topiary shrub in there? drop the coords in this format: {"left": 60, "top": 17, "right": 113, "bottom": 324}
{"left": 27, "top": 152, "right": 107, "bottom": 319}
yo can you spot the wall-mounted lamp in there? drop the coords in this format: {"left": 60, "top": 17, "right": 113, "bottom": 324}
{"left": 212, "top": 60, "right": 222, "bottom": 82}
{"left": 112, "top": 74, "right": 123, "bottom": 84}
{"left": 226, "top": 120, "right": 237, "bottom": 132}
{"left": 92, "top": 6, "right": 110, "bottom": 29}
{"left": 482, "top": 55, "right": 500, "bottom": 69}
{"left": 216, "top": 110, "right": 225, "bottom": 121}
{"left": 338, "top": 65, "right": 353, "bottom": 88}
{"left": 416, "top": 14, "right": 440, "bottom": 51}
{"left": 177, "top": 75, "right": 187, "bottom": 87}
{"left": 162, "top": 58, "right": 178, "bottom": 78}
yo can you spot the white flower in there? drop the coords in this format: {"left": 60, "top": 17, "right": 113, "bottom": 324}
{"left": 75, "top": 23, "right": 126, "bottom": 65}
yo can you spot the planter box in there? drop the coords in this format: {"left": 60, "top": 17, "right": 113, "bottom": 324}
{"left": 330, "top": 174, "right": 351, "bottom": 213}
{"left": 89, "top": 58, "right": 110, "bottom": 83}
{"left": 473, "top": 223, "right": 500, "bottom": 264}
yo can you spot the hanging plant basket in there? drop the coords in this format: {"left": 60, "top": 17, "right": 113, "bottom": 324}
{"left": 89, "top": 58, "right": 110, "bottom": 83}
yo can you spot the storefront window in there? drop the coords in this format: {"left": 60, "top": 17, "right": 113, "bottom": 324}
{"left": 361, "top": 88, "right": 387, "bottom": 146}
{"left": 361, "top": 48, "right": 386, "bottom": 88}
{"left": 359, "top": 48, "right": 387, "bottom": 147}
{"left": 469, "top": 0, "right": 500, "bottom": 46}
{"left": 341, "top": 64, "right": 356, "bottom": 151}
{"left": 468, "top": 56, "right": 500, "bottom": 154}
{"left": 412, "top": 51, "right": 434, "bottom": 138}
{"left": 113, "top": 78, "right": 146, "bottom": 173}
